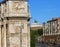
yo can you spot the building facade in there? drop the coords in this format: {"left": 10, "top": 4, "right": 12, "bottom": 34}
{"left": 31, "top": 22, "right": 42, "bottom": 30}
{"left": 43, "top": 18, "right": 60, "bottom": 42}
{"left": 0, "top": 0, "right": 30, "bottom": 47}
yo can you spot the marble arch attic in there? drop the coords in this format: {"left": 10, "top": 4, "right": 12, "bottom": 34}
{"left": 0, "top": 0, "right": 31, "bottom": 47}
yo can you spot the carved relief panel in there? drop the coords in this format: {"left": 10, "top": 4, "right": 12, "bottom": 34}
{"left": 7, "top": 22, "right": 21, "bottom": 47}
{"left": 12, "top": 1, "right": 26, "bottom": 13}
{"left": 9, "top": 36, "right": 20, "bottom": 47}
{"left": 8, "top": 23, "right": 20, "bottom": 33}
{"left": 6, "top": 1, "right": 28, "bottom": 16}
{"left": 6, "top": 18, "right": 29, "bottom": 47}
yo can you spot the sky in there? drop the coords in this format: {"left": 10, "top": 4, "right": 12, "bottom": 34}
{"left": 0, "top": 0, "right": 3, "bottom": 2}
{"left": 29, "top": 0, "right": 60, "bottom": 24}
{"left": 0, "top": 0, "right": 60, "bottom": 24}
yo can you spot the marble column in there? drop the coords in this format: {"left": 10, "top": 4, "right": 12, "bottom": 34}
{"left": 3, "top": 19, "right": 7, "bottom": 47}
{"left": 0, "top": 23, "right": 1, "bottom": 47}
{"left": 27, "top": 22, "right": 30, "bottom": 47}
{"left": 49, "top": 23, "right": 51, "bottom": 35}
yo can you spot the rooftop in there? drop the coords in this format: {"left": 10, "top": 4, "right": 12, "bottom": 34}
{"left": 31, "top": 22, "right": 42, "bottom": 27}
{"left": 47, "top": 17, "right": 60, "bottom": 22}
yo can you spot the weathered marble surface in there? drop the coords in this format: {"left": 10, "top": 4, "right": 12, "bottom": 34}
{"left": 0, "top": 0, "right": 30, "bottom": 47}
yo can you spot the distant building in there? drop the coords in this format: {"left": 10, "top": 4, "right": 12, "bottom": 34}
{"left": 31, "top": 22, "right": 43, "bottom": 30}
{"left": 43, "top": 18, "right": 60, "bottom": 42}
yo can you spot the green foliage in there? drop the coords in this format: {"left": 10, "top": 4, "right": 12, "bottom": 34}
{"left": 37, "top": 29, "right": 43, "bottom": 36}
{"left": 30, "top": 29, "right": 35, "bottom": 47}
{"left": 30, "top": 28, "right": 43, "bottom": 47}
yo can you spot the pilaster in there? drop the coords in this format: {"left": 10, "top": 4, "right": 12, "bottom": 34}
{"left": 0, "top": 20, "right": 1, "bottom": 47}
{"left": 2, "top": 18, "right": 7, "bottom": 47}
{"left": 27, "top": 22, "right": 30, "bottom": 47}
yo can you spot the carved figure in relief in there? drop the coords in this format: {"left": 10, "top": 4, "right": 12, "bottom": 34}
{"left": 12, "top": 2, "right": 25, "bottom": 12}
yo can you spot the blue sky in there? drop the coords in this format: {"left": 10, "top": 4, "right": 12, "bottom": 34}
{"left": 0, "top": 0, "right": 60, "bottom": 24}
{"left": 29, "top": 0, "right": 60, "bottom": 24}
{"left": 0, "top": 0, "right": 3, "bottom": 2}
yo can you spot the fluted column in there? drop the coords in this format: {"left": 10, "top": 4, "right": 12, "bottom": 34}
{"left": 49, "top": 23, "right": 50, "bottom": 35}
{"left": 3, "top": 18, "right": 7, "bottom": 47}
{"left": 51, "top": 22, "right": 52, "bottom": 35}
{"left": 27, "top": 22, "right": 30, "bottom": 47}
{"left": 0, "top": 21, "right": 1, "bottom": 47}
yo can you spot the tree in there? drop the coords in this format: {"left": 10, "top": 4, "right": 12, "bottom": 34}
{"left": 30, "top": 29, "right": 43, "bottom": 47}
{"left": 34, "top": 20, "right": 38, "bottom": 23}
{"left": 30, "top": 29, "right": 35, "bottom": 47}
{"left": 37, "top": 29, "right": 43, "bottom": 36}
